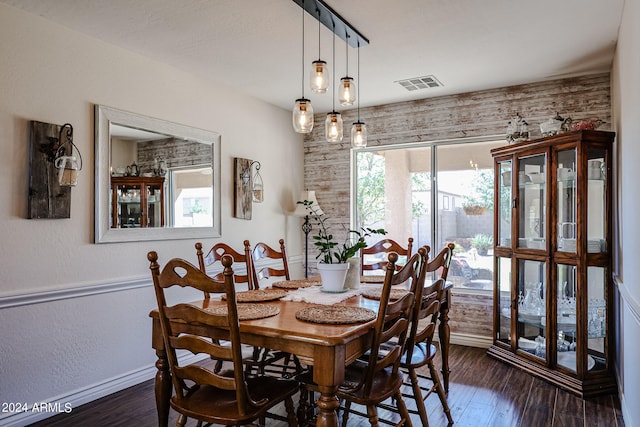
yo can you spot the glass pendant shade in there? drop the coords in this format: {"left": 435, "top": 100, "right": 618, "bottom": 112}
{"left": 292, "top": 98, "right": 314, "bottom": 133}
{"left": 351, "top": 121, "right": 367, "bottom": 148}
{"left": 339, "top": 77, "right": 356, "bottom": 106}
{"left": 310, "top": 60, "right": 329, "bottom": 93}
{"left": 325, "top": 112, "right": 343, "bottom": 142}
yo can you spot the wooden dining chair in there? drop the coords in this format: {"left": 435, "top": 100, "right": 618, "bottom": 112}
{"left": 148, "top": 251, "right": 298, "bottom": 427}
{"left": 250, "top": 239, "right": 303, "bottom": 377}
{"left": 195, "top": 240, "right": 256, "bottom": 298}
{"left": 361, "top": 237, "right": 414, "bottom": 276}
{"left": 426, "top": 242, "right": 455, "bottom": 281}
{"left": 251, "top": 238, "right": 291, "bottom": 285}
{"left": 379, "top": 277, "right": 454, "bottom": 426}
{"left": 298, "top": 249, "right": 426, "bottom": 427}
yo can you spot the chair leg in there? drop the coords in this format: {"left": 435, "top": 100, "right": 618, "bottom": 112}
{"left": 284, "top": 396, "right": 297, "bottom": 426}
{"left": 366, "top": 404, "right": 380, "bottom": 427}
{"left": 393, "top": 391, "right": 413, "bottom": 427}
{"left": 341, "top": 400, "right": 352, "bottom": 427}
{"left": 407, "top": 368, "right": 430, "bottom": 427}
{"left": 175, "top": 414, "right": 187, "bottom": 427}
{"left": 429, "top": 361, "right": 453, "bottom": 424}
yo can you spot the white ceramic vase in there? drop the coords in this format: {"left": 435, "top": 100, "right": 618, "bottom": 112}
{"left": 317, "top": 262, "right": 350, "bottom": 292}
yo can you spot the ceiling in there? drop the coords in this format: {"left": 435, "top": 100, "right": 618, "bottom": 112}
{"left": 1, "top": 0, "right": 625, "bottom": 114}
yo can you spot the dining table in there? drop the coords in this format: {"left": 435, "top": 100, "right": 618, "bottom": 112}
{"left": 149, "top": 280, "right": 452, "bottom": 427}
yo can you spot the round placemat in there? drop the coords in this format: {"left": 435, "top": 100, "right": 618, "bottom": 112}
{"left": 221, "top": 288, "right": 287, "bottom": 303}
{"left": 205, "top": 303, "right": 280, "bottom": 320}
{"left": 273, "top": 278, "right": 322, "bottom": 289}
{"left": 361, "top": 287, "right": 409, "bottom": 301}
{"left": 295, "top": 305, "right": 376, "bottom": 324}
{"left": 360, "top": 275, "right": 385, "bottom": 284}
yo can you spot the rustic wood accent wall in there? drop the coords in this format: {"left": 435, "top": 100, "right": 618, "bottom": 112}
{"left": 303, "top": 73, "right": 611, "bottom": 342}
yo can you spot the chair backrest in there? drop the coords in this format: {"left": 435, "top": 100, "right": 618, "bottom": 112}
{"left": 351, "top": 249, "right": 426, "bottom": 396}
{"left": 361, "top": 237, "right": 414, "bottom": 274}
{"left": 426, "top": 242, "right": 455, "bottom": 281}
{"left": 404, "top": 277, "right": 444, "bottom": 364}
{"left": 195, "top": 240, "right": 255, "bottom": 296}
{"left": 251, "top": 239, "right": 290, "bottom": 286}
{"left": 148, "top": 252, "right": 259, "bottom": 416}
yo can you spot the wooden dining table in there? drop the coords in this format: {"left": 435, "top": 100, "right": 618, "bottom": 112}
{"left": 150, "top": 283, "right": 452, "bottom": 427}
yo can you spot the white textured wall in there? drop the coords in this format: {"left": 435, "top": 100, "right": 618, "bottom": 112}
{"left": 611, "top": 0, "right": 640, "bottom": 425}
{"left": 0, "top": 4, "right": 304, "bottom": 425}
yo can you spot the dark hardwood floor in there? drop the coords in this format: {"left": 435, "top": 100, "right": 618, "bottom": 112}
{"left": 29, "top": 345, "right": 624, "bottom": 427}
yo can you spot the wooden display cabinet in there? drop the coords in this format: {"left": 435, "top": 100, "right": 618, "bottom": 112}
{"left": 488, "top": 130, "right": 616, "bottom": 397}
{"left": 110, "top": 176, "right": 165, "bottom": 228}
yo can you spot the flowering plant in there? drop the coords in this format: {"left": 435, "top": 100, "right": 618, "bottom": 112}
{"left": 298, "top": 200, "right": 386, "bottom": 264}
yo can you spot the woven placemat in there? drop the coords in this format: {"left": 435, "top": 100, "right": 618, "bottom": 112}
{"left": 295, "top": 305, "right": 376, "bottom": 324}
{"left": 360, "top": 275, "right": 385, "bottom": 284}
{"left": 272, "top": 278, "right": 322, "bottom": 289}
{"left": 221, "top": 288, "right": 287, "bottom": 303}
{"left": 205, "top": 303, "right": 280, "bottom": 320}
{"left": 361, "top": 287, "right": 409, "bottom": 301}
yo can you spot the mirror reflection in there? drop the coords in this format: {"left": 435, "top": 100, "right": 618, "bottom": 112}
{"left": 95, "top": 105, "right": 221, "bottom": 243}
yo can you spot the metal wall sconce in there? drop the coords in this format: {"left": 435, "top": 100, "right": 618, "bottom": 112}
{"left": 28, "top": 120, "right": 83, "bottom": 219}
{"left": 234, "top": 157, "right": 263, "bottom": 220}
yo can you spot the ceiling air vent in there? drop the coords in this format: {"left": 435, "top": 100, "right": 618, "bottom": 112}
{"left": 395, "top": 75, "right": 443, "bottom": 91}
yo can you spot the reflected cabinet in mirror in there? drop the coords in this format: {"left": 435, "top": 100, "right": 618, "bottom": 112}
{"left": 95, "top": 105, "right": 221, "bottom": 243}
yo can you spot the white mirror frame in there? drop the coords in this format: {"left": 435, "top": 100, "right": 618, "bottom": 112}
{"left": 95, "top": 104, "right": 222, "bottom": 243}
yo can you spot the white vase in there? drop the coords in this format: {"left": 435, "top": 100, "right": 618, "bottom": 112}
{"left": 317, "top": 262, "right": 350, "bottom": 292}
{"left": 344, "top": 257, "right": 361, "bottom": 289}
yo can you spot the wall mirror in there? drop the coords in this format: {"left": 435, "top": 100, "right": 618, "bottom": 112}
{"left": 95, "top": 104, "right": 221, "bottom": 243}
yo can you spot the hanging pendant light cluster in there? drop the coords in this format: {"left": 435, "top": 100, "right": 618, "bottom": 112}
{"left": 291, "top": 0, "right": 369, "bottom": 143}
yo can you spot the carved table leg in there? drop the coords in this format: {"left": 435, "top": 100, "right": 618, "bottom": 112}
{"left": 315, "top": 386, "right": 340, "bottom": 427}
{"left": 439, "top": 289, "right": 451, "bottom": 392}
{"left": 155, "top": 348, "right": 172, "bottom": 427}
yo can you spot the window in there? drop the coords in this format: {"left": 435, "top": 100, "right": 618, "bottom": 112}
{"left": 354, "top": 138, "right": 505, "bottom": 293}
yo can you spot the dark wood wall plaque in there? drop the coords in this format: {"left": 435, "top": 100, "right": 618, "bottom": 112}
{"left": 234, "top": 157, "right": 252, "bottom": 220}
{"left": 28, "top": 121, "right": 71, "bottom": 219}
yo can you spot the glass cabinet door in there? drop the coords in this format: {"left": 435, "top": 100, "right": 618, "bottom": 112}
{"left": 556, "top": 264, "right": 577, "bottom": 371}
{"left": 116, "top": 183, "right": 141, "bottom": 228}
{"left": 498, "top": 160, "right": 512, "bottom": 248}
{"left": 517, "top": 154, "right": 546, "bottom": 250}
{"left": 587, "top": 147, "right": 607, "bottom": 254}
{"left": 557, "top": 149, "right": 577, "bottom": 253}
{"left": 497, "top": 257, "right": 512, "bottom": 346}
{"left": 587, "top": 266, "right": 607, "bottom": 373}
{"left": 146, "top": 184, "right": 163, "bottom": 227}
{"left": 517, "top": 259, "right": 547, "bottom": 359}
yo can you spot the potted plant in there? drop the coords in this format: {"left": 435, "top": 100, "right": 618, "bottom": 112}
{"left": 470, "top": 233, "right": 493, "bottom": 256}
{"left": 298, "top": 200, "right": 386, "bottom": 290}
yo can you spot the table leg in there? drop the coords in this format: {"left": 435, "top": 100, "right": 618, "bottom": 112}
{"left": 315, "top": 386, "right": 340, "bottom": 427}
{"left": 154, "top": 347, "right": 172, "bottom": 427}
{"left": 439, "top": 289, "right": 451, "bottom": 392}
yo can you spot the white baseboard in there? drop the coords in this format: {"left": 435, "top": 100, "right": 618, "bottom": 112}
{"left": 448, "top": 332, "right": 493, "bottom": 348}
{"left": 0, "top": 353, "right": 207, "bottom": 427}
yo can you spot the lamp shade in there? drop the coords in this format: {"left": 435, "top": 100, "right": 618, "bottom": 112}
{"left": 339, "top": 77, "right": 356, "bottom": 106}
{"left": 351, "top": 121, "right": 367, "bottom": 148}
{"left": 292, "top": 190, "right": 323, "bottom": 216}
{"left": 310, "top": 60, "right": 329, "bottom": 94}
{"left": 325, "top": 112, "right": 343, "bottom": 142}
{"left": 292, "top": 98, "right": 314, "bottom": 133}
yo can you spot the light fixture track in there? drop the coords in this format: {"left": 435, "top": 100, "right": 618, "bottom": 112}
{"left": 291, "top": 0, "right": 369, "bottom": 48}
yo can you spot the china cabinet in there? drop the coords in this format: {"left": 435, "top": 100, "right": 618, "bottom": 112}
{"left": 110, "top": 176, "right": 165, "bottom": 228}
{"left": 488, "top": 130, "right": 615, "bottom": 397}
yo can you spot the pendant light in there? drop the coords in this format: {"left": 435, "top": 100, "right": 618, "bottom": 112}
{"left": 310, "top": 8, "right": 329, "bottom": 94}
{"left": 325, "top": 23, "right": 343, "bottom": 142}
{"left": 292, "top": 0, "right": 314, "bottom": 133}
{"left": 339, "top": 33, "right": 356, "bottom": 106}
{"left": 351, "top": 41, "right": 367, "bottom": 148}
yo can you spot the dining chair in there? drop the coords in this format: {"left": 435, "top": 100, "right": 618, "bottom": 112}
{"left": 251, "top": 238, "right": 291, "bottom": 285}
{"left": 361, "top": 237, "right": 414, "bottom": 276}
{"left": 299, "top": 249, "right": 426, "bottom": 427}
{"left": 426, "top": 242, "right": 455, "bottom": 281}
{"left": 250, "top": 239, "right": 303, "bottom": 377}
{"left": 379, "top": 277, "right": 454, "bottom": 426}
{"left": 195, "top": 240, "right": 256, "bottom": 298}
{"left": 147, "top": 251, "right": 298, "bottom": 427}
